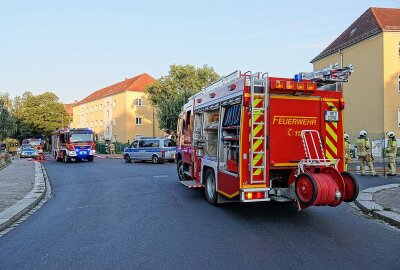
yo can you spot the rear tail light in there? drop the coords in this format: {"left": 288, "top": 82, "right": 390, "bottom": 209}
{"left": 161, "top": 149, "right": 165, "bottom": 157}
{"left": 244, "top": 191, "right": 265, "bottom": 200}
{"left": 339, "top": 98, "right": 345, "bottom": 110}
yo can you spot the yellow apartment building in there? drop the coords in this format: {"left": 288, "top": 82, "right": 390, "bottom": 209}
{"left": 72, "top": 73, "right": 164, "bottom": 143}
{"left": 311, "top": 7, "right": 400, "bottom": 139}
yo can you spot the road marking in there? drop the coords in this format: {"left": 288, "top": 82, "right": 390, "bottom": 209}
{"left": 153, "top": 175, "right": 169, "bottom": 178}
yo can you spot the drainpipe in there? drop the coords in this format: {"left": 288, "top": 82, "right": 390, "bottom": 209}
{"left": 339, "top": 49, "right": 343, "bottom": 67}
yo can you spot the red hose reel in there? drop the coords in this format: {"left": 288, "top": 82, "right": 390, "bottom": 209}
{"left": 295, "top": 167, "right": 359, "bottom": 207}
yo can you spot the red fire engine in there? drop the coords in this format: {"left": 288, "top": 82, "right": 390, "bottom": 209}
{"left": 176, "top": 64, "right": 358, "bottom": 210}
{"left": 52, "top": 128, "right": 96, "bottom": 163}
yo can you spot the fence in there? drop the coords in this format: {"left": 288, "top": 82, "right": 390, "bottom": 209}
{"left": 95, "top": 142, "right": 129, "bottom": 154}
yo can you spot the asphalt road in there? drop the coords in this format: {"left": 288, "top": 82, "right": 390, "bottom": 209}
{"left": 0, "top": 158, "right": 399, "bottom": 270}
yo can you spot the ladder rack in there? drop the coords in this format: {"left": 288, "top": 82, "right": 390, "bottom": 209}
{"left": 295, "top": 64, "right": 354, "bottom": 84}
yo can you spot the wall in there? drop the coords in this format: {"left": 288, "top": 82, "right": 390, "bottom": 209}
{"left": 124, "top": 91, "right": 164, "bottom": 143}
{"left": 313, "top": 34, "right": 384, "bottom": 137}
{"left": 383, "top": 32, "right": 400, "bottom": 136}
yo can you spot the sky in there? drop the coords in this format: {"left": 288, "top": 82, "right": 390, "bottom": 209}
{"left": 1, "top": 0, "right": 399, "bottom": 103}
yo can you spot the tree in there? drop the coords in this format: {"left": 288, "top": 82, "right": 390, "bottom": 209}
{"left": 146, "top": 64, "right": 219, "bottom": 131}
{"left": 13, "top": 91, "right": 69, "bottom": 138}
{"left": 0, "top": 93, "right": 17, "bottom": 140}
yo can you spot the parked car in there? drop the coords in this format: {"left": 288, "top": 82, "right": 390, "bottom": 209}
{"left": 123, "top": 138, "right": 176, "bottom": 164}
{"left": 20, "top": 144, "right": 38, "bottom": 158}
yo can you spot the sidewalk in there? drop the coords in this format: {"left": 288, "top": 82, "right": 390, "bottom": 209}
{"left": 0, "top": 159, "right": 47, "bottom": 233}
{"left": 355, "top": 184, "right": 400, "bottom": 228}
{"left": 0, "top": 159, "right": 35, "bottom": 212}
{"left": 95, "top": 154, "right": 123, "bottom": 159}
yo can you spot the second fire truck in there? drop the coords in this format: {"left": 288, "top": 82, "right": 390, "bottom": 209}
{"left": 52, "top": 128, "right": 96, "bottom": 163}
{"left": 176, "top": 64, "right": 359, "bottom": 210}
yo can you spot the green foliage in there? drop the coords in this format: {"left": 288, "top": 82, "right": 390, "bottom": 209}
{"left": 13, "top": 91, "right": 69, "bottom": 138}
{"left": 0, "top": 93, "right": 17, "bottom": 140}
{"left": 146, "top": 64, "right": 219, "bottom": 131}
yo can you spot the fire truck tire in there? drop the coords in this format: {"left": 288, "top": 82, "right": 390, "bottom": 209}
{"left": 205, "top": 169, "right": 217, "bottom": 205}
{"left": 177, "top": 160, "right": 188, "bottom": 181}
{"left": 295, "top": 173, "right": 318, "bottom": 206}
{"left": 63, "top": 153, "right": 71, "bottom": 163}
{"left": 341, "top": 172, "right": 359, "bottom": 202}
{"left": 152, "top": 155, "right": 160, "bottom": 164}
{"left": 124, "top": 154, "right": 131, "bottom": 163}
{"left": 87, "top": 156, "right": 94, "bottom": 162}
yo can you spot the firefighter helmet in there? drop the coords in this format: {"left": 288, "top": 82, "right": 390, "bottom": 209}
{"left": 359, "top": 130, "right": 367, "bottom": 137}
{"left": 344, "top": 133, "right": 349, "bottom": 140}
{"left": 387, "top": 131, "right": 395, "bottom": 138}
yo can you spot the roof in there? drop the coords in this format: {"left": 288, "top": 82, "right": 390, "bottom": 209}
{"left": 75, "top": 73, "right": 155, "bottom": 106}
{"left": 63, "top": 103, "right": 74, "bottom": 116}
{"left": 311, "top": 7, "right": 400, "bottom": 63}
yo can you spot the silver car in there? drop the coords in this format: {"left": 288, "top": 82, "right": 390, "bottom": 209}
{"left": 123, "top": 138, "right": 176, "bottom": 164}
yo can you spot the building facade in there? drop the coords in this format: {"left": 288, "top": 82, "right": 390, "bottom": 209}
{"left": 72, "top": 73, "right": 164, "bottom": 143}
{"left": 311, "top": 7, "right": 400, "bottom": 139}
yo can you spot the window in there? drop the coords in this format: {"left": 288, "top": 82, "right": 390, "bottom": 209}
{"left": 107, "top": 110, "right": 110, "bottom": 117}
{"left": 113, "top": 118, "right": 116, "bottom": 125}
{"left": 106, "top": 101, "right": 109, "bottom": 107}
{"left": 136, "top": 117, "right": 142, "bottom": 125}
{"left": 398, "top": 41, "right": 400, "bottom": 57}
{"left": 135, "top": 99, "right": 142, "bottom": 106}
{"left": 100, "top": 120, "right": 103, "bottom": 126}
{"left": 90, "top": 121, "right": 93, "bottom": 127}
{"left": 398, "top": 109, "right": 400, "bottom": 128}
{"left": 95, "top": 105, "right": 97, "bottom": 111}
{"left": 95, "top": 120, "right": 98, "bottom": 127}
{"left": 107, "top": 127, "right": 110, "bottom": 134}
{"left": 398, "top": 74, "right": 400, "bottom": 93}
{"left": 113, "top": 100, "right": 116, "bottom": 109}
{"left": 100, "top": 104, "right": 102, "bottom": 110}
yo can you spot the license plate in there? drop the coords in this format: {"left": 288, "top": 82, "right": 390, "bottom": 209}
{"left": 325, "top": 110, "right": 339, "bottom": 122}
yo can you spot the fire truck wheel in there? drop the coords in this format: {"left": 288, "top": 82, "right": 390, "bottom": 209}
{"left": 177, "top": 160, "right": 188, "bottom": 181}
{"left": 87, "top": 156, "right": 94, "bottom": 162}
{"left": 341, "top": 172, "right": 359, "bottom": 202}
{"left": 124, "top": 154, "right": 131, "bottom": 163}
{"left": 205, "top": 169, "right": 217, "bottom": 205}
{"left": 63, "top": 153, "right": 71, "bottom": 163}
{"left": 295, "top": 173, "right": 317, "bottom": 206}
{"left": 152, "top": 155, "right": 160, "bottom": 164}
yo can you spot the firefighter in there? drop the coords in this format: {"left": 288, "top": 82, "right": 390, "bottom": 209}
{"left": 344, "top": 133, "right": 352, "bottom": 170}
{"left": 109, "top": 142, "right": 116, "bottom": 156}
{"left": 385, "top": 131, "right": 397, "bottom": 176}
{"left": 355, "top": 130, "right": 378, "bottom": 176}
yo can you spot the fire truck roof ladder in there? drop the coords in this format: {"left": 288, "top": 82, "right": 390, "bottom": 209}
{"left": 295, "top": 64, "right": 354, "bottom": 85}
{"left": 249, "top": 73, "right": 268, "bottom": 184}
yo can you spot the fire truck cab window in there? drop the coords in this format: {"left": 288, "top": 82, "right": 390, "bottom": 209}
{"left": 186, "top": 111, "right": 191, "bottom": 131}
{"left": 60, "top": 134, "right": 66, "bottom": 144}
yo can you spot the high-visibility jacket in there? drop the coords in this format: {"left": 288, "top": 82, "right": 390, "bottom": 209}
{"left": 386, "top": 139, "right": 397, "bottom": 157}
{"left": 344, "top": 140, "right": 351, "bottom": 159}
{"left": 355, "top": 137, "right": 370, "bottom": 157}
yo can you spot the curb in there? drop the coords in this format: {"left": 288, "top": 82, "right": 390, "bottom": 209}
{"left": 0, "top": 162, "right": 47, "bottom": 232}
{"left": 355, "top": 184, "right": 400, "bottom": 228}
